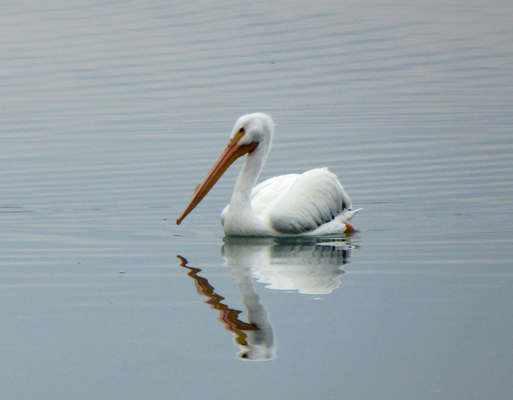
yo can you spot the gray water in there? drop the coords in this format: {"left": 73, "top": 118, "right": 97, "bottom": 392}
{"left": 1, "top": 1, "right": 512, "bottom": 399}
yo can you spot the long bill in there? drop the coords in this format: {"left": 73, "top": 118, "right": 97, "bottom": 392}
{"left": 176, "top": 139, "right": 258, "bottom": 225}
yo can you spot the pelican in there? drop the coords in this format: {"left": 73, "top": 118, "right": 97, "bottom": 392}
{"left": 176, "top": 113, "right": 360, "bottom": 236}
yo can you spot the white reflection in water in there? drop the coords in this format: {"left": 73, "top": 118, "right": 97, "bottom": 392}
{"left": 179, "top": 237, "right": 354, "bottom": 361}
{"left": 223, "top": 237, "right": 353, "bottom": 295}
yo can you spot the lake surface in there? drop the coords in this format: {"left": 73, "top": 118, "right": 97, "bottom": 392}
{"left": 1, "top": 1, "right": 512, "bottom": 399}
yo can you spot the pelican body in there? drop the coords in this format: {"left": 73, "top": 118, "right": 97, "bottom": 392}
{"left": 176, "top": 113, "right": 359, "bottom": 236}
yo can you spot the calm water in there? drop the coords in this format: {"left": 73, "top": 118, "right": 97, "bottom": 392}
{"left": 1, "top": 1, "right": 512, "bottom": 399}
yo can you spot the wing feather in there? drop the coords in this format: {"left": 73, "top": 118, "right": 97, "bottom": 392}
{"left": 266, "top": 168, "right": 351, "bottom": 234}
{"left": 221, "top": 174, "right": 300, "bottom": 226}
{"left": 250, "top": 174, "right": 300, "bottom": 215}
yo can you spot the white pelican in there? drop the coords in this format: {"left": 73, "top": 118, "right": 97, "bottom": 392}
{"left": 176, "top": 113, "right": 360, "bottom": 236}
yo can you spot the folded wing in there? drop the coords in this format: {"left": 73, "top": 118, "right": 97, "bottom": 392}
{"left": 262, "top": 168, "right": 352, "bottom": 234}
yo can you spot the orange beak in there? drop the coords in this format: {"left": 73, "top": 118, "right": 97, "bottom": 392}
{"left": 176, "top": 139, "right": 258, "bottom": 225}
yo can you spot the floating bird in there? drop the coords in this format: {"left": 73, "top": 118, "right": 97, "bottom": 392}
{"left": 176, "top": 113, "right": 360, "bottom": 236}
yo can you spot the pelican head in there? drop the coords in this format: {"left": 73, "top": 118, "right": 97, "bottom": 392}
{"left": 230, "top": 113, "right": 274, "bottom": 148}
{"left": 176, "top": 113, "right": 274, "bottom": 225}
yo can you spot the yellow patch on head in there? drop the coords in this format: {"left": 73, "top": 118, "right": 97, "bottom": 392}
{"left": 232, "top": 127, "right": 245, "bottom": 143}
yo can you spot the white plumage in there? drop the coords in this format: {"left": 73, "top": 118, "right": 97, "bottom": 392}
{"left": 177, "top": 113, "right": 360, "bottom": 236}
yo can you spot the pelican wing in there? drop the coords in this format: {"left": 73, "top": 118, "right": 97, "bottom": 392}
{"left": 221, "top": 174, "right": 299, "bottom": 227}
{"left": 265, "top": 168, "right": 351, "bottom": 234}
{"left": 251, "top": 173, "right": 300, "bottom": 215}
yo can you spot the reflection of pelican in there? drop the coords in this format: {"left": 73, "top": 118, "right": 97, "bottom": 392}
{"left": 222, "top": 237, "right": 352, "bottom": 295}
{"left": 178, "top": 256, "right": 276, "bottom": 361}
{"left": 178, "top": 238, "right": 353, "bottom": 360}
{"left": 176, "top": 113, "right": 360, "bottom": 236}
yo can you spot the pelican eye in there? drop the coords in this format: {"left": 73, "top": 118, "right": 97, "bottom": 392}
{"left": 233, "top": 127, "right": 246, "bottom": 142}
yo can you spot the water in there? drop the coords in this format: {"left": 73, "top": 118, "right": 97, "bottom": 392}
{"left": 1, "top": 1, "right": 512, "bottom": 399}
